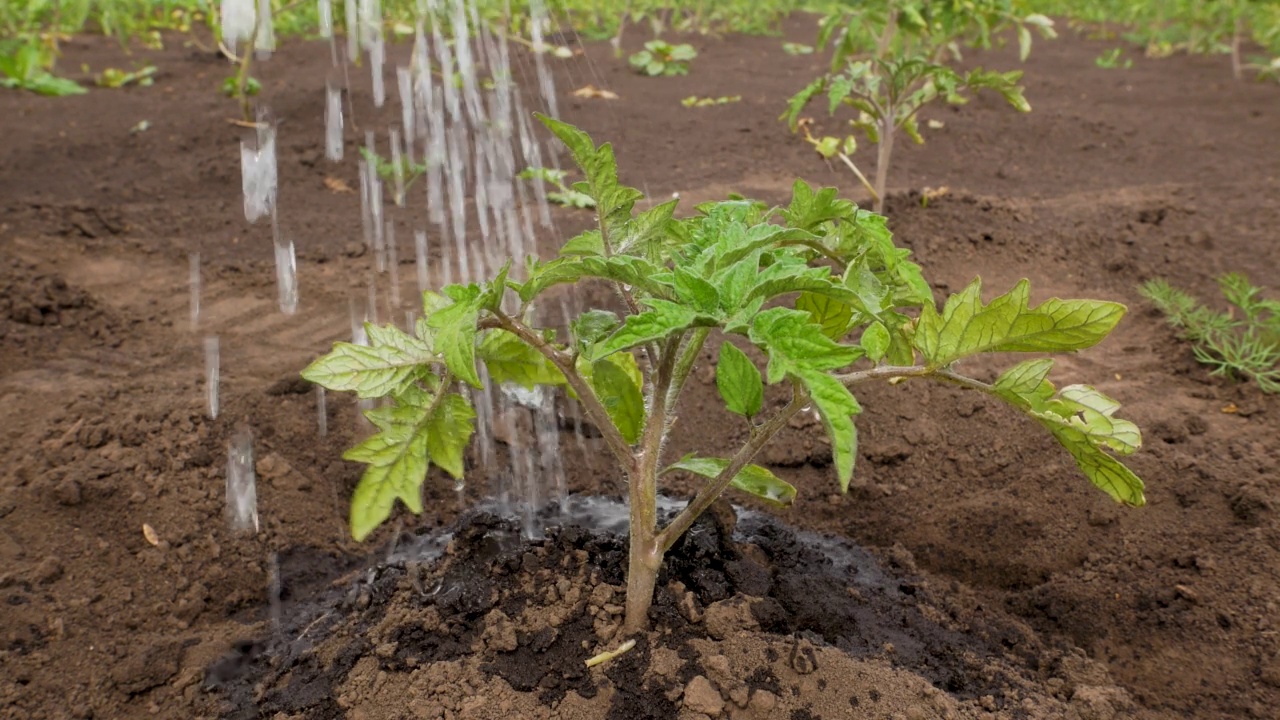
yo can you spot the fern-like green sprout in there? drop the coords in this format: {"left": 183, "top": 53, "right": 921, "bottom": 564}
{"left": 1141, "top": 274, "right": 1280, "bottom": 393}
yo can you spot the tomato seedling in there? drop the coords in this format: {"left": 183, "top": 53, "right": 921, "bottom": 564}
{"left": 629, "top": 39, "right": 697, "bottom": 76}
{"left": 304, "top": 118, "right": 1145, "bottom": 634}
{"left": 782, "top": 0, "right": 1054, "bottom": 213}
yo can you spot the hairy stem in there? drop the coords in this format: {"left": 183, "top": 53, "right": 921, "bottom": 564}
{"left": 485, "top": 312, "right": 636, "bottom": 473}
{"left": 665, "top": 328, "right": 709, "bottom": 410}
{"left": 623, "top": 336, "right": 681, "bottom": 633}
{"left": 238, "top": 2, "right": 261, "bottom": 123}
{"left": 873, "top": 114, "right": 895, "bottom": 214}
{"left": 656, "top": 380, "right": 808, "bottom": 554}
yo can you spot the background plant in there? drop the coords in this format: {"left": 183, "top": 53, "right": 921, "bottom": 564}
{"left": 1141, "top": 274, "right": 1280, "bottom": 393}
{"left": 0, "top": 38, "right": 85, "bottom": 96}
{"left": 304, "top": 117, "right": 1145, "bottom": 634}
{"left": 628, "top": 38, "right": 696, "bottom": 75}
{"left": 782, "top": 0, "right": 1054, "bottom": 213}
{"left": 518, "top": 166, "right": 596, "bottom": 208}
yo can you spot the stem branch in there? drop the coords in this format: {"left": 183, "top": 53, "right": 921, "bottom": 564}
{"left": 656, "top": 379, "right": 807, "bottom": 553}
{"left": 485, "top": 312, "right": 635, "bottom": 472}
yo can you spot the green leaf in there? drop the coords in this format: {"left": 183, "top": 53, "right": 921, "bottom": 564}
{"left": 29, "top": 73, "right": 87, "bottom": 96}
{"left": 302, "top": 328, "right": 435, "bottom": 399}
{"left": 427, "top": 285, "right": 484, "bottom": 387}
{"left": 424, "top": 392, "right": 476, "bottom": 479}
{"left": 571, "top": 310, "right": 621, "bottom": 350}
{"left": 748, "top": 307, "right": 863, "bottom": 384}
{"left": 913, "top": 279, "right": 1126, "bottom": 367}
{"left": 593, "top": 299, "right": 701, "bottom": 359}
{"left": 479, "top": 330, "right": 566, "bottom": 388}
{"left": 674, "top": 268, "right": 720, "bottom": 315}
{"left": 615, "top": 198, "right": 678, "bottom": 258}
{"left": 802, "top": 370, "right": 861, "bottom": 490}
{"left": 782, "top": 76, "right": 826, "bottom": 131}
{"left": 345, "top": 390, "right": 474, "bottom": 541}
{"left": 590, "top": 357, "right": 645, "bottom": 444}
{"left": 861, "top": 321, "right": 890, "bottom": 361}
{"left": 1018, "top": 25, "right": 1032, "bottom": 62}
{"left": 666, "top": 455, "right": 796, "bottom": 506}
{"left": 561, "top": 229, "right": 604, "bottom": 256}
{"left": 992, "top": 361, "right": 1144, "bottom": 505}
{"left": 716, "top": 341, "right": 764, "bottom": 418}
{"left": 748, "top": 307, "right": 863, "bottom": 488}
{"left": 796, "top": 292, "right": 855, "bottom": 339}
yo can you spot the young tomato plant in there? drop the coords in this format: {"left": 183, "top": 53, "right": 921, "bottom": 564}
{"left": 629, "top": 39, "right": 697, "bottom": 76}
{"left": 0, "top": 39, "right": 85, "bottom": 96}
{"left": 782, "top": 0, "right": 1054, "bottom": 213}
{"left": 304, "top": 118, "right": 1145, "bottom": 634}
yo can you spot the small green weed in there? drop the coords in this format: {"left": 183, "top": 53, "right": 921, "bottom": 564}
{"left": 94, "top": 64, "right": 157, "bottom": 88}
{"left": 1094, "top": 47, "right": 1132, "bottom": 68}
{"left": 629, "top": 40, "right": 697, "bottom": 76}
{"left": 1141, "top": 274, "right": 1280, "bottom": 393}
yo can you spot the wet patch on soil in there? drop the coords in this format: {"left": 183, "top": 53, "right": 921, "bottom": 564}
{"left": 207, "top": 504, "right": 1131, "bottom": 719}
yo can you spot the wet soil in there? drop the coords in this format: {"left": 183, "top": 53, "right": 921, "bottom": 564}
{"left": 2, "top": 14, "right": 1279, "bottom": 720}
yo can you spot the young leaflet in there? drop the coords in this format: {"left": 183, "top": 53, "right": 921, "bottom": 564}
{"left": 303, "top": 117, "right": 1145, "bottom": 634}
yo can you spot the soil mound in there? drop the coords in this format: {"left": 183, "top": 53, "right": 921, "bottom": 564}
{"left": 207, "top": 504, "right": 1131, "bottom": 719}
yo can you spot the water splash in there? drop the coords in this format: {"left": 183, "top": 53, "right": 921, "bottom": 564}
{"left": 397, "top": 67, "right": 415, "bottom": 163}
{"left": 317, "top": 0, "right": 332, "bottom": 38}
{"left": 204, "top": 336, "right": 220, "bottom": 419}
{"left": 316, "top": 385, "right": 328, "bottom": 437}
{"left": 189, "top": 252, "right": 201, "bottom": 331}
{"left": 389, "top": 126, "right": 405, "bottom": 206}
{"left": 226, "top": 428, "right": 259, "bottom": 533}
{"left": 220, "top": 0, "right": 255, "bottom": 55}
{"left": 414, "top": 229, "right": 429, "bottom": 294}
{"left": 240, "top": 123, "right": 276, "bottom": 223}
{"left": 344, "top": 0, "right": 359, "bottom": 64}
{"left": 270, "top": 210, "right": 298, "bottom": 315}
{"left": 254, "top": 0, "right": 275, "bottom": 58}
{"left": 386, "top": 220, "right": 401, "bottom": 310}
{"left": 325, "top": 84, "right": 344, "bottom": 161}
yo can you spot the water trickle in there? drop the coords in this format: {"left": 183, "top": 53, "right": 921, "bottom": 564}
{"left": 189, "top": 252, "right": 201, "bottom": 331}
{"left": 325, "top": 84, "right": 343, "bottom": 161}
{"left": 270, "top": 210, "right": 299, "bottom": 315}
{"left": 344, "top": 0, "right": 359, "bottom": 65}
{"left": 226, "top": 428, "right": 259, "bottom": 533}
{"left": 386, "top": 220, "right": 401, "bottom": 309}
{"left": 254, "top": 0, "right": 275, "bottom": 58}
{"left": 397, "top": 67, "right": 415, "bottom": 163}
{"left": 220, "top": 0, "right": 255, "bottom": 55}
{"left": 370, "top": 32, "right": 386, "bottom": 108}
{"left": 240, "top": 122, "right": 277, "bottom": 223}
{"left": 389, "top": 126, "right": 405, "bottom": 206}
{"left": 267, "top": 551, "right": 282, "bottom": 634}
{"left": 204, "top": 336, "right": 220, "bottom": 419}
{"left": 414, "top": 229, "right": 429, "bottom": 294}
{"left": 316, "top": 385, "right": 328, "bottom": 437}
{"left": 317, "top": 0, "right": 332, "bottom": 38}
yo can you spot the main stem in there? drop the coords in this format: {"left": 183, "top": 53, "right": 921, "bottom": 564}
{"left": 873, "top": 117, "right": 895, "bottom": 215}
{"left": 623, "top": 336, "right": 681, "bottom": 633}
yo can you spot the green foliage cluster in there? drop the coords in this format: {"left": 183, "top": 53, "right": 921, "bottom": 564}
{"left": 1033, "top": 0, "right": 1280, "bottom": 80}
{"left": 0, "top": 39, "right": 84, "bottom": 95}
{"left": 782, "top": 0, "right": 1054, "bottom": 212}
{"left": 1141, "top": 274, "right": 1280, "bottom": 393}
{"left": 304, "top": 118, "right": 1144, "bottom": 630}
{"left": 628, "top": 39, "right": 696, "bottom": 75}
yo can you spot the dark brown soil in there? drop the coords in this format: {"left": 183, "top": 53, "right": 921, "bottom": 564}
{"left": 2, "top": 14, "right": 1279, "bottom": 720}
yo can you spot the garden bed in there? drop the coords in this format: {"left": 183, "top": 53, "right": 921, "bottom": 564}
{"left": 1, "top": 17, "right": 1278, "bottom": 719}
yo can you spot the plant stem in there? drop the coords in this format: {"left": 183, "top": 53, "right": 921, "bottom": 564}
{"left": 1231, "top": 12, "right": 1243, "bottom": 80}
{"left": 664, "top": 328, "right": 709, "bottom": 410}
{"left": 873, "top": 115, "right": 895, "bottom": 214}
{"left": 656, "top": 379, "right": 807, "bottom": 554}
{"left": 238, "top": 1, "right": 262, "bottom": 124}
{"left": 486, "top": 312, "right": 636, "bottom": 473}
{"left": 623, "top": 335, "right": 680, "bottom": 633}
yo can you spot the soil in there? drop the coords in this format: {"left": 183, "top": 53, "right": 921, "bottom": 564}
{"left": 2, "top": 13, "right": 1279, "bottom": 720}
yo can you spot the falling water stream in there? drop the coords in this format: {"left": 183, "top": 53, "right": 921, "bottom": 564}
{"left": 222, "top": 0, "right": 609, "bottom": 546}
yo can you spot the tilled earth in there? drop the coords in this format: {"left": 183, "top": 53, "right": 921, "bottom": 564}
{"left": 1, "top": 16, "right": 1279, "bottom": 720}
